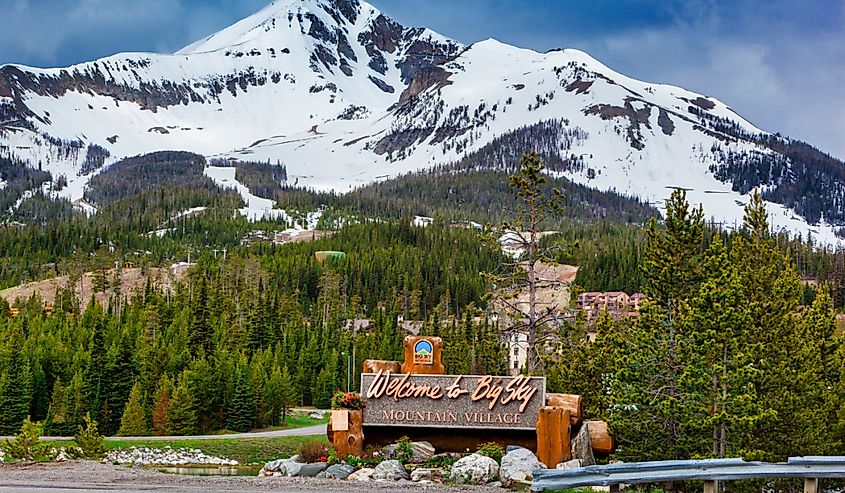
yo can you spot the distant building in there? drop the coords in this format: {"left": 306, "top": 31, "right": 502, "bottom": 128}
{"left": 629, "top": 293, "right": 647, "bottom": 311}
{"left": 576, "top": 291, "right": 646, "bottom": 323}
{"left": 507, "top": 330, "right": 530, "bottom": 374}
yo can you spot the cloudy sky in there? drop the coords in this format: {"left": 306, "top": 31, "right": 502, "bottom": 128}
{"left": 2, "top": 0, "right": 843, "bottom": 159}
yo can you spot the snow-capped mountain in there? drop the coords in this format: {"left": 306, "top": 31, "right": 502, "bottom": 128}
{"left": 1, "top": 0, "right": 843, "bottom": 242}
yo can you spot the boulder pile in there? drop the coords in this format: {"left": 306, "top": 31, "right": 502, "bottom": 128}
{"left": 105, "top": 447, "right": 238, "bottom": 466}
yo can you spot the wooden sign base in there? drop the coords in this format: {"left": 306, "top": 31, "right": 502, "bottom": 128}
{"left": 536, "top": 407, "right": 571, "bottom": 468}
{"left": 328, "top": 409, "right": 364, "bottom": 458}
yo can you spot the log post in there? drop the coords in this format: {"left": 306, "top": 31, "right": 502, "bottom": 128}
{"left": 536, "top": 406, "right": 571, "bottom": 468}
{"left": 703, "top": 480, "right": 717, "bottom": 493}
{"left": 329, "top": 409, "right": 364, "bottom": 458}
{"left": 804, "top": 478, "right": 819, "bottom": 493}
{"left": 362, "top": 359, "right": 402, "bottom": 374}
{"left": 585, "top": 420, "right": 615, "bottom": 454}
{"left": 546, "top": 393, "right": 583, "bottom": 425}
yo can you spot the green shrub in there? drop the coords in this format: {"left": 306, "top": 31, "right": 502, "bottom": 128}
{"left": 395, "top": 436, "right": 414, "bottom": 463}
{"left": 3, "top": 417, "right": 52, "bottom": 461}
{"left": 477, "top": 442, "right": 504, "bottom": 464}
{"left": 74, "top": 413, "right": 105, "bottom": 459}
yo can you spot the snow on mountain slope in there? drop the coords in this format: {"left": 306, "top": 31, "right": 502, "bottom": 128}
{"left": 0, "top": 0, "right": 842, "bottom": 243}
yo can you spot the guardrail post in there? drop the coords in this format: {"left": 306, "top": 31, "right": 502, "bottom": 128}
{"left": 804, "top": 478, "right": 819, "bottom": 493}
{"left": 703, "top": 480, "right": 717, "bottom": 493}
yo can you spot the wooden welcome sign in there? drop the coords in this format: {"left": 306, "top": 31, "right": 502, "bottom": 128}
{"left": 332, "top": 335, "right": 612, "bottom": 464}
{"left": 361, "top": 371, "right": 546, "bottom": 430}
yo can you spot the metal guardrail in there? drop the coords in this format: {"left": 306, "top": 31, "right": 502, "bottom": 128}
{"left": 532, "top": 457, "right": 845, "bottom": 492}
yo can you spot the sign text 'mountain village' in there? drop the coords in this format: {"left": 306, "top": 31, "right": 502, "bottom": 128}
{"left": 361, "top": 371, "right": 546, "bottom": 430}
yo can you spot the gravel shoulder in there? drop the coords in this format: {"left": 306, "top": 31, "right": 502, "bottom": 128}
{"left": 0, "top": 461, "right": 500, "bottom": 492}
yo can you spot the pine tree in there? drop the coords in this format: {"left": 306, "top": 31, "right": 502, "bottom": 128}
{"left": 165, "top": 374, "right": 196, "bottom": 435}
{"left": 609, "top": 189, "right": 706, "bottom": 462}
{"left": 0, "top": 328, "right": 32, "bottom": 435}
{"left": 189, "top": 277, "right": 211, "bottom": 357}
{"left": 280, "top": 365, "right": 298, "bottom": 425}
{"left": 487, "top": 150, "right": 565, "bottom": 373}
{"left": 678, "top": 242, "right": 771, "bottom": 458}
{"left": 103, "top": 336, "right": 134, "bottom": 435}
{"left": 151, "top": 382, "right": 171, "bottom": 436}
{"left": 117, "top": 382, "right": 149, "bottom": 436}
{"left": 83, "top": 307, "right": 107, "bottom": 426}
{"left": 226, "top": 366, "right": 255, "bottom": 433}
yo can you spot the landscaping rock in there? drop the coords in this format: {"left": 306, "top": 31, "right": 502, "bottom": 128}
{"left": 571, "top": 423, "right": 596, "bottom": 466}
{"left": 263, "top": 459, "right": 285, "bottom": 473}
{"left": 295, "top": 462, "right": 328, "bottom": 477}
{"left": 506, "top": 445, "right": 525, "bottom": 453}
{"left": 309, "top": 410, "right": 329, "bottom": 419}
{"left": 556, "top": 459, "right": 583, "bottom": 469}
{"left": 348, "top": 467, "right": 374, "bottom": 481}
{"left": 324, "top": 463, "right": 356, "bottom": 479}
{"left": 410, "top": 467, "right": 447, "bottom": 483}
{"left": 499, "top": 447, "right": 546, "bottom": 487}
{"left": 284, "top": 460, "right": 305, "bottom": 477}
{"left": 373, "top": 459, "right": 408, "bottom": 481}
{"left": 381, "top": 441, "right": 435, "bottom": 462}
{"left": 450, "top": 453, "right": 499, "bottom": 484}
{"left": 487, "top": 481, "right": 503, "bottom": 488}
{"left": 105, "top": 447, "right": 238, "bottom": 466}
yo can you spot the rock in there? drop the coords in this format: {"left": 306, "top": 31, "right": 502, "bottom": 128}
{"left": 257, "top": 468, "right": 269, "bottom": 477}
{"left": 556, "top": 459, "right": 584, "bottom": 470}
{"left": 295, "top": 462, "right": 328, "bottom": 477}
{"left": 263, "top": 459, "right": 285, "bottom": 473}
{"left": 104, "top": 446, "right": 238, "bottom": 466}
{"left": 284, "top": 460, "right": 305, "bottom": 477}
{"left": 381, "top": 441, "right": 435, "bottom": 462}
{"left": 373, "top": 459, "right": 409, "bottom": 481}
{"left": 55, "top": 448, "right": 71, "bottom": 462}
{"left": 450, "top": 453, "right": 499, "bottom": 485}
{"left": 272, "top": 471, "right": 284, "bottom": 477}
{"left": 309, "top": 410, "right": 329, "bottom": 419}
{"left": 487, "top": 481, "right": 503, "bottom": 487}
{"left": 571, "top": 423, "right": 596, "bottom": 466}
{"left": 289, "top": 454, "right": 303, "bottom": 463}
{"left": 348, "top": 467, "right": 375, "bottom": 481}
{"left": 324, "top": 463, "right": 356, "bottom": 479}
{"left": 410, "top": 467, "right": 447, "bottom": 482}
{"left": 316, "top": 471, "right": 327, "bottom": 479}
{"left": 506, "top": 445, "right": 526, "bottom": 453}
{"left": 499, "top": 447, "right": 546, "bottom": 487}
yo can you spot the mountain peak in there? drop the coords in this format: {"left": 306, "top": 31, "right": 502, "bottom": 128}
{"left": 176, "top": 0, "right": 375, "bottom": 55}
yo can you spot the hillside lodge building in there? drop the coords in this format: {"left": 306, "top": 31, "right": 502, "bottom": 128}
{"left": 576, "top": 291, "right": 646, "bottom": 320}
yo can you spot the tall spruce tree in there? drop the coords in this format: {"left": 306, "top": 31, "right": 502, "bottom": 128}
{"left": 189, "top": 277, "right": 211, "bottom": 357}
{"left": 678, "top": 242, "right": 771, "bottom": 458}
{"left": 226, "top": 366, "right": 255, "bottom": 433}
{"left": 0, "top": 328, "right": 32, "bottom": 435}
{"left": 117, "top": 382, "right": 149, "bottom": 436}
{"left": 165, "top": 373, "right": 196, "bottom": 435}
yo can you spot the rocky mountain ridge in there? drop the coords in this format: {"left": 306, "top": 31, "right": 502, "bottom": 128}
{"left": 1, "top": 0, "right": 843, "bottom": 242}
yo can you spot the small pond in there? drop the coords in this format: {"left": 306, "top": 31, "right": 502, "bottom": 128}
{"left": 149, "top": 465, "right": 262, "bottom": 476}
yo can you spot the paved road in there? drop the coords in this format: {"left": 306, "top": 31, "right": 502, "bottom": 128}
{"left": 0, "top": 423, "right": 327, "bottom": 442}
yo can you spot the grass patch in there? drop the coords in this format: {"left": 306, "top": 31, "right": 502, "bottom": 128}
{"left": 101, "top": 436, "right": 327, "bottom": 465}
